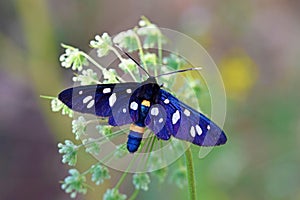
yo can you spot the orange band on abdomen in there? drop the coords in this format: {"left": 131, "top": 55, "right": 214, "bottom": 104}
{"left": 130, "top": 124, "right": 145, "bottom": 134}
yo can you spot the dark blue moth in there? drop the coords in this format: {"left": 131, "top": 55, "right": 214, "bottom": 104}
{"left": 58, "top": 75, "right": 227, "bottom": 153}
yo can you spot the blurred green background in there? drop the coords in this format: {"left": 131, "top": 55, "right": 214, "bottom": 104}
{"left": 1, "top": 0, "right": 300, "bottom": 199}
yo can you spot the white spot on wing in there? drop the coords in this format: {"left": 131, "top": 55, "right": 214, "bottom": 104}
{"left": 122, "top": 108, "right": 126, "bottom": 113}
{"left": 79, "top": 90, "right": 83, "bottom": 95}
{"left": 184, "top": 109, "right": 190, "bottom": 116}
{"left": 83, "top": 95, "right": 93, "bottom": 104}
{"left": 130, "top": 101, "right": 138, "bottom": 110}
{"left": 207, "top": 125, "right": 211, "bottom": 130}
{"left": 195, "top": 125, "right": 202, "bottom": 135}
{"left": 126, "top": 89, "right": 132, "bottom": 94}
{"left": 86, "top": 100, "right": 95, "bottom": 109}
{"left": 103, "top": 88, "right": 111, "bottom": 94}
{"left": 164, "top": 99, "right": 170, "bottom": 104}
{"left": 190, "top": 126, "right": 196, "bottom": 137}
{"left": 151, "top": 107, "right": 159, "bottom": 116}
{"left": 159, "top": 118, "right": 163, "bottom": 123}
{"left": 172, "top": 110, "right": 180, "bottom": 124}
{"left": 109, "top": 93, "right": 117, "bottom": 107}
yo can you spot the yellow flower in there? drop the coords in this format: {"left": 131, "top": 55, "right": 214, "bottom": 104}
{"left": 219, "top": 51, "right": 258, "bottom": 100}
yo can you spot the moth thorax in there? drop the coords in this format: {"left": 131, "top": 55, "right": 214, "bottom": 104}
{"left": 141, "top": 100, "right": 150, "bottom": 107}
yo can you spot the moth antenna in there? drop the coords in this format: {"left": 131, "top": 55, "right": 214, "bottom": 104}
{"left": 155, "top": 67, "right": 202, "bottom": 78}
{"left": 114, "top": 45, "right": 151, "bottom": 77}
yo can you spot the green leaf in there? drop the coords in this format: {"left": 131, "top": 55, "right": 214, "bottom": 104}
{"left": 58, "top": 140, "right": 78, "bottom": 166}
{"left": 102, "top": 68, "right": 119, "bottom": 83}
{"left": 113, "top": 30, "right": 139, "bottom": 52}
{"left": 72, "top": 116, "right": 87, "bottom": 140}
{"left": 148, "top": 153, "right": 168, "bottom": 182}
{"left": 83, "top": 138, "right": 101, "bottom": 155}
{"left": 118, "top": 58, "right": 138, "bottom": 74}
{"left": 137, "top": 23, "right": 166, "bottom": 49}
{"left": 138, "top": 16, "right": 151, "bottom": 27}
{"left": 59, "top": 44, "right": 88, "bottom": 71}
{"left": 169, "top": 166, "right": 188, "bottom": 189}
{"left": 96, "top": 125, "right": 113, "bottom": 138}
{"left": 72, "top": 69, "right": 99, "bottom": 85}
{"left": 187, "top": 79, "right": 203, "bottom": 99}
{"left": 141, "top": 52, "right": 157, "bottom": 66}
{"left": 90, "top": 164, "right": 110, "bottom": 185}
{"left": 61, "top": 169, "right": 88, "bottom": 198}
{"left": 90, "top": 33, "right": 113, "bottom": 57}
{"left": 51, "top": 98, "right": 73, "bottom": 117}
{"left": 152, "top": 167, "right": 168, "bottom": 183}
{"left": 163, "top": 53, "right": 186, "bottom": 70}
{"left": 133, "top": 173, "right": 151, "bottom": 191}
{"left": 114, "top": 144, "right": 128, "bottom": 158}
{"left": 103, "top": 188, "right": 127, "bottom": 200}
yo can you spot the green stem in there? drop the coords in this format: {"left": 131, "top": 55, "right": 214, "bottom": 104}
{"left": 128, "top": 189, "right": 140, "bottom": 200}
{"left": 109, "top": 46, "right": 137, "bottom": 82}
{"left": 61, "top": 43, "right": 100, "bottom": 70}
{"left": 115, "top": 150, "right": 139, "bottom": 190}
{"left": 101, "top": 143, "right": 126, "bottom": 163}
{"left": 133, "top": 32, "right": 147, "bottom": 71}
{"left": 80, "top": 51, "right": 125, "bottom": 83}
{"left": 145, "top": 136, "right": 158, "bottom": 167}
{"left": 155, "top": 35, "right": 162, "bottom": 77}
{"left": 109, "top": 46, "right": 124, "bottom": 61}
{"left": 114, "top": 170, "right": 128, "bottom": 190}
{"left": 85, "top": 119, "right": 101, "bottom": 125}
{"left": 39, "top": 95, "right": 55, "bottom": 100}
{"left": 169, "top": 140, "right": 184, "bottom": 166}
{"left": 185, "top": 147, "right": 197, "bottom": 200}
{"left": 77, "top": 128, "right": 127, "bottom": 149}
{"left": 80, "top": 52, "right": 103, "bottom": 69}
{"left": 139, "top": 134, "right": 153, "bottom": 170}
{"left": 158, "top": 36, "right": 162, "bottom": 64}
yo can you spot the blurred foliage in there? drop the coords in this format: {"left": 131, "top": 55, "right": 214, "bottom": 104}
{"left": 220, "top": 50, "right": 258, "bottom": 100}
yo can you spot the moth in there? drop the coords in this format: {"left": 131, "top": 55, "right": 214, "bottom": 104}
{"left": 58, "top": 52, "right": 227, "bottom": 153}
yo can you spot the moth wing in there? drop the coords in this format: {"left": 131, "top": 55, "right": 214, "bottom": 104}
{"left": 145, "top": 104, "right": 171, "bottom": 140}
{"left": 158, "top": 89, "right": 227, "bottom": 146}
{"left": 58, "top": 83, "right": 141, "bottom": 126}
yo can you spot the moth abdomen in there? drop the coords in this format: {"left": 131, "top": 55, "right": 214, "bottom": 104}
{"left": 127, "top": 124, "right": 145, "bottom": 153}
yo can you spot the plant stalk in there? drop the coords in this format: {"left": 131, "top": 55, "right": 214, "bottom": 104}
{"left": 128, "top": 189, "right": 140, "bottom": 200}
{"left": 185, "top": 147, "right": 197, "bottom": 200}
